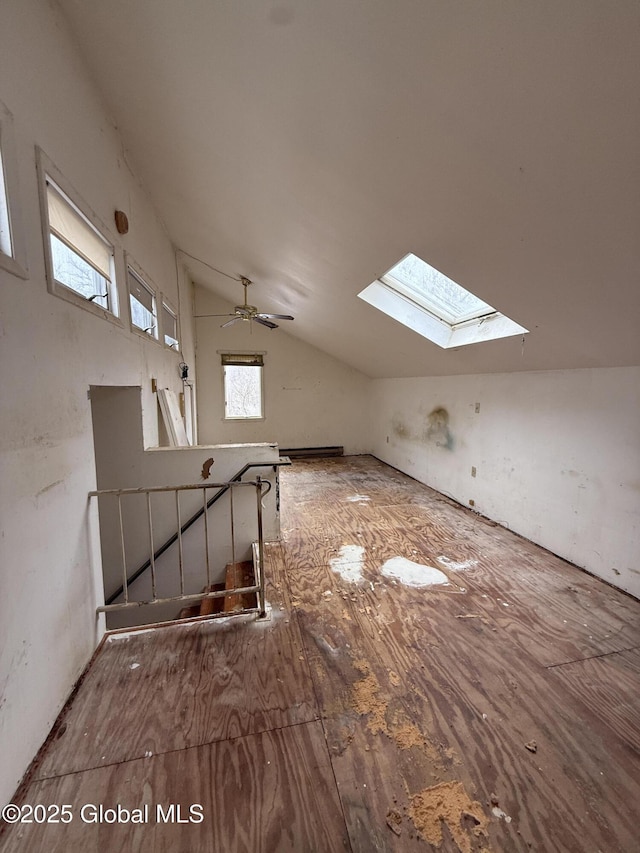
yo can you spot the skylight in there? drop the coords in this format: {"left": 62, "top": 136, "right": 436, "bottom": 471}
{"left": 359, "top": 253, "right": 528, "bottom": 349}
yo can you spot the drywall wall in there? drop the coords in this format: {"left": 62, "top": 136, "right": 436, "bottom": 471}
{"left": 370, "top": 367, "right": 640, "bottom": 599}
{"left": 90, "top": 386, "right": 281, "bottom": 628}
{"left": 194, "top": 287, "right": 371, "bottom": 453}
{"left": 0, "top": 0, "right": 195, "bottom": 803}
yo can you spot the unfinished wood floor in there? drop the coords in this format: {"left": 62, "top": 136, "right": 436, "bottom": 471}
{"left": 2, "top": 455, "right": 639, "bottom": 852}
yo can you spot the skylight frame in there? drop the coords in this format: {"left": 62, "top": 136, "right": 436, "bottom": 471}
{"left": 358, "top": 252, "right": 528, "bottom": 349}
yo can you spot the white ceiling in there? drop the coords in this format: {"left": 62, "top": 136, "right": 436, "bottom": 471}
{"left": 58, "top": 0, "right": 640, "bottom": 378}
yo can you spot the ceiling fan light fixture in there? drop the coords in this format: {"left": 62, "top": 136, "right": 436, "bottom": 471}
{"left": 193, "top": 273, "right": 296, "bottom": 329}
{"left": 221, "top": 275, "right": 295, "bottom": 330}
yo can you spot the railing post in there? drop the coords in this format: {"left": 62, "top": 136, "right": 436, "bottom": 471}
{"left": 117, "top": 494, "right": 129, "bottom": 604}
{"left": 175, "top": 490, "right": 184, "bottom": 595}
{"left": 147, "top": 491, "right": 157, "bottom": 601}
{"left": 256, "top": 476, "right": 266, "bottom": 618}
{"left": 203, "top": 487, "right": 211, "bottom": 589}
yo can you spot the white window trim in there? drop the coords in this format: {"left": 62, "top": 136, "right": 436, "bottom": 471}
{"left": 36, "top": 147, "right": 124, "bottom": 325}
{"left": 0, "top": 101, "right": 28, "bottom": 279}
{"left": 161, "top": 297, "right": 180, "bottom": 352}
{"left": 220, "top": 351, "right": 266, "bottom": 422}
{"left": 126, "top": 255, "right": 160, "bottom": 343}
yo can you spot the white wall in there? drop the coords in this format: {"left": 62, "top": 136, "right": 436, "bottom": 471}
{"left": 370, "top": 367, "right": 640, "bottom": 599}
{"left": 195, "top": 286, "right": 371, "bottom": 453}
{"left": 0, "top": 0, "right": 195, "bottom": 803}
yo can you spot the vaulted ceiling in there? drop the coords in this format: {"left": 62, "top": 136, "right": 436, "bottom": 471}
{"left": 58, "top": 0, "right": 640, "bottom": 378}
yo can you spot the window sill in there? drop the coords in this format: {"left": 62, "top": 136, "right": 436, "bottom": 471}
{"left": 0, "top": 251, "right": 28, "bottom": 280}
{"left": 48, "top": 279, "right": 123, "bottom": 327}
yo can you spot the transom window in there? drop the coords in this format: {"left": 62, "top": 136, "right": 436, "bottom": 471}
{"left": 127, "top": 265, "right": 158, "bottom": 338}
{"left": 0, "top": 100, "right": 28, "bottom": 279}
{"left": 162, "top": 301, "right": 179, "bottom": 350}
{"left": 221, "top": 353, "right": 264, "bottom": 420}
{"left": 0, "top": 143, "right": 11, "bottom": 259}
{"left": 359, "top": 252, "right": 527, "bottom": 349}
{"left": 45, "top": 175, "right": 116, "bottom": 314}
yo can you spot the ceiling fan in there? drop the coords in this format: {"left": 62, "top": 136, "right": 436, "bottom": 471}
{"left": 197, "top": 276, "right": 295, "bottom": 329}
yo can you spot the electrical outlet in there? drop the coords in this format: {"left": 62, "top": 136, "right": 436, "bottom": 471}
{"left": 469, "top": 499, "right": 475, "bottom": 507}
{"left": 471, "top": 466, "right": 477, "bottom": 477}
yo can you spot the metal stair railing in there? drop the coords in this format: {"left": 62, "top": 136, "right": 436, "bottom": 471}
{"left": 90, "top": 458, "right": 290, "bottom": 617}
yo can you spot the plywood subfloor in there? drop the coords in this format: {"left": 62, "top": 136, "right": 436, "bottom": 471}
{"left": 2, "top": 455, "right": 639, "bottom": 852}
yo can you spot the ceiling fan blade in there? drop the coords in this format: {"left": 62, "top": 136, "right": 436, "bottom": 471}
{"left": 254, "top": 317, "right": 278, "bottom": 330}
{"left": 256, "top": 313, "right": 294, "bottom": 321}
{"left": 221, "top": 316, "right": 244, "bottom": 328}
{"left": 194, "top": 313, "right": 238, "bottom": 318}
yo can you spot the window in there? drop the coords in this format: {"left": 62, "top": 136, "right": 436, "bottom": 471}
{"left": 0, "top": 144, "right": 11, "bottom": 258}
{"left": 37, "top": 149, "right": 119, "bottom": 319}
{"left": 358, "top": 252, "right": 527, "bottom": 348}
{"left": 0, "top": 101, "right": 28, "bottom": 279}
{"left": 221, "top": 353, "right": 264, "bottom": 419}
{"left": 162, "top": 301, "right": 179, "bottom": 350}
{"left": 128, "top": 264, "right": 158, "bottom": 338}
{"left": 46, "top": 179, "right": 114, "bottom": 310}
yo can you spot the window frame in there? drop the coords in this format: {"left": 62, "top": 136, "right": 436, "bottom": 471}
{"left": 161, "top": 298, "right": 180, "bottom": 352}
{"left": 220, "top": 352, "right": 265, "bottom": 421}
{"left": 126, "top": 257, "right": 159, "bottom": 342}
{"left": 36, "top": 147, "right": 123, "bottom": 324}
{"left": 0, "top": 100, "right": 28, "bottom": 280}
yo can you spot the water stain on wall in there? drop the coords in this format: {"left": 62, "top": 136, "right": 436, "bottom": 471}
{"left": 425, "top": 407, "right": 454, "bottom": 450}
{"left": 391, "top": 416, "right": 410, "bottom": 439}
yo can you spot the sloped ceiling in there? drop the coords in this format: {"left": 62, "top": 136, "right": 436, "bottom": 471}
{"left": 57, "top": 0, "right": 640, "bottom": 378}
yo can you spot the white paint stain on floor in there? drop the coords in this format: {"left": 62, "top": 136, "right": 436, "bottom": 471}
{"left": 330, "top": 544, "right": 365, "bottom": 583}
{"left": 437, "top": 556, "right": 479, "bottom": 571}
{"left": 346, "top": 494, "right": 371, "bottom": 503}
{"left": 381, "top": 556, "right": 450, "bottom": 588}
{"left": 491, "top": 807, "right": 512, "bottom": 823}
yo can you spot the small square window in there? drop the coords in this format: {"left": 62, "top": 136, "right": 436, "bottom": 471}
{"left": 128, "top": 265, "right": 158, "bottom": 338}
{"left": 162, "top": 301, "right": 179, "bottom": 350}
{"left": 221, "top": 353, "right": 264, "bottom": 420}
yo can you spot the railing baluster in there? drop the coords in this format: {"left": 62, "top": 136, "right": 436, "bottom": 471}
{"left": 117, "top": 494, "right": 129, "bottom": 604}
{"left": 175, "top": 490, "right": 184, "bottom": 595}
{"left": 229, "top": 484, "right": 236, "bottom": 571}
{"left": 147, "top": 491, "right": 156, "bottom": 601}
{"left": 256, "top": 477, "right": 266, "bottom": 618}
{"left": 203, "top": 487, "right": 211, "bottom": 589}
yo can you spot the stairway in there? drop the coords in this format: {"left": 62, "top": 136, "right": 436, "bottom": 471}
{"left": 223, "top": 561, "right": 257, "bottom": 613}
{"left": 177, "top": 560, "right": 257, "bottom": 620}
